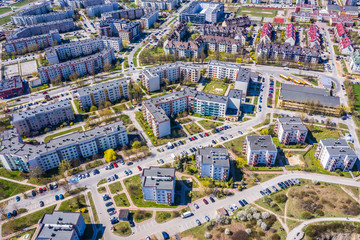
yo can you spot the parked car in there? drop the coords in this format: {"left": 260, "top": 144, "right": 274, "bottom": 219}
{"left": 59, "top": 194, "right": 64, "bottom": 200}
{"left": 196, "top": 219, "right": 201, "bottom": 225}
{"left": 194, "top": 203, "right": 199, "bottom": 209}
{"left": 16, "top": 196, "right": 20, "bottom": 202}
{"left": 55, "top": 195, "right": 59, "bottom": 200}
{"left": 40, "top": 201, "right": 44, "bottom": 207}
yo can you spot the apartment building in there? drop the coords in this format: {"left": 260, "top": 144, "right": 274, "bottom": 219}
{"left": 196, "top": 147, "right": 230, "bottom": 180}
{"left": 87, "top": 3, "right": 119, "bottom": 17}
{"left": 168, "top": 21, "right": 187, "bottom": 41}
{"left": 102, "top": 7, "right": 153, "bottom": 20}
{"left": 0, "top": 76, "right": 24, "bottom": 99}
{"left": 274, "top": 117, "right": 308, "bottom": 144}
{"left": 308, "top": 25, "right": 321, "bottom": 48}
{"left": 222, "top": 16, "right": 251, "bottom": 27}
{"left": 235, "top": 68, "right": 258, "bottom": 95}
{"left": 98, "top": 19, "right": 142, "bottom": 42}
{"left": 6, "top": 19, "right": 75, "bottom": 41}
{"left": 141, "top": 10, "right": 159, "bottom": 29}
{"left": 339, "top": 36, "right": 354, "bottom": 55}
{"left": 335, "top": 23, "right": 349, "bottom": 40}
{"left": 243, "top": 135, "right": 277, "bottom": 166}
{"left": 76, "top": 78, "right": 129, "bottom": 109}
{"left": 12, "top": 100, "right": 75, "bottom": 136}
{"left": 142, "top": 62, "right": 200, "bottom": 92}
{"left": 256, "top": 42, "right": 321, "bottom": 64}
{"left": 349, "top": 50, "right": 360, "bottom": 72}
{"left": 260, "top": 22, "right": 273, "bottom": 44}
{"left": 4, "top": 30, "right": 61, "bottom": 55}
{"left": 279, "top": 83, "right": 341, "bottom": 116}
{"left": 200, "top": 25, "right": 247, "bottom": 42}
{"left": 142, "top": 87, "right": 242, "bottom": 137}
{"left": 36, "top": 211, "right": 86, "bottom": 240}
{"left": 38, "top": 48, "right": 115, "bottom": 83}
{"left": 201, "top": 35, "right": 242, "bottom": 54}
{"left": 138, "top": 0, "right": 178, "bottom": 10}
{"left": 284, "top": 23, "right": 296, "bottom": 46}
{"left": 180, "top": 1, "right": 224, "bottom": 24}
{"left": 56, "top": 0, "right": 105, "bottom": 8}
{"left": 141, "top": 167, "right": 176, "bottom": 205}
{"left": 208, "top": 60, "right": 240, "bottom": 81}
{"left": 45, "top": 38, "right": 122, "bottom": 65}
{"left": 0, "top": 122, "right": 128, "bottom": 172}
{"left": 163, "top": 38, "right": 204, "bottom": 59}
{"left": 315, "top": 139, "right": 358, "bottom": 171}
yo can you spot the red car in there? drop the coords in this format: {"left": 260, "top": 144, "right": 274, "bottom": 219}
{"left": 191, "top": 137, "right": 195, "bottom": 141}
{"left": 203, "top": 198, "right": 209, "bottom": 205}
{"left": 204, "top": 132, "right": 209, "bottom": 136}
{"left": 137, "top": 166, "right": 142, "bottom": 171}
{"left": 42, "top": 187, "right": 46, "bottom": 192}
{"left": 39, "top": 188, "right": 43, "bottom": 193}
{"left": 113, "top": 162, "right": 118, "bottom": 168}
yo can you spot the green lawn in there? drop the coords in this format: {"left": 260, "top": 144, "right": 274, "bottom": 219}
{"left": 9, "top": 228, "right": 36, "bottom": 240}
{"left": 197, "top": 120, "right": 223, "bottom": 130}
{"left": 0, "top": 168, "right": 26, "bottom": 181}
{"left": 0, "top": 8, "right": 11, "bottom": 15}
{"left": 202, "top": 81, "right": 228, "bottom": 95}
{"left": 155, "top": 211, "right": 179, "bottom": 223}
{"left": 12, "top": 0, "right": 37, "bottom": 7}
{"left": 308, "top": 125, "right": 342, "bottom": 143}
{"left": 113, "top": 221, "right": 131, "bottom": 237}
{"left": 85, "top": 160, "right": 103, "bottom": 170}
{"left": 124, "top": 175, "right": 176, "bottom": 208}
{"left": 333, "top": 45, "right": 340, "bottom": 55}
{"left": 73, "top": 99, "right": 85, "bottom": 114}
{"left": 114, "top": 193, "right": 130, "bottom": 207}
{"left": 113, "top": 104, "right": 127, "bottom": 113}
{"left": 2, "top": 205, "right": 56, "bottom": 237}
{"left": 109, "top": 181, "right": 123, "bottom": 194}
{"left": 237, "top": 6, "right": 277, "bottom": 17}
{"left": 87, "top": 192, "right": 99, "bottom": 224}
{"left": 0, "top": 179, "right": 34, "bottom": 201}
{"left": 183, "top": 122, "right": 203, "bottom": 135}
{"left": 131, "top": 210, "right": 153, "bottom": 223}
{"left": 97, "top": 178, "right": 107, "bottom": 186}
{"left": 0, "top": 15, "right": 11, "bottom": 25}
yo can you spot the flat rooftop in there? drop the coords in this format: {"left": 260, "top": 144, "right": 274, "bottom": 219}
{"left": 198, "top": 147, "right": 229, "bottom": 167}
{"left": 141, "top": 167, "right": 175, "bottom": 190}
{"left": 246, "top": 135, "right": 277, "bottom": 151}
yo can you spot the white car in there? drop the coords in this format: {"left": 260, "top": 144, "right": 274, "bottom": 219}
{"left": 232, "top": 204, "right": 238, "bottom": 210}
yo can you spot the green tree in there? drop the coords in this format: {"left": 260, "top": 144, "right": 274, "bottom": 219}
{"left": 132, "top": 140, "right": 141, "bottom": 150}
{"left": 260, "top": 128, "right": 269, "bottom": 135}
{"left": 58, "top": 159, "right": 71, "bottom": 176}
{"left": 90, "top": 105, "right": 98, "bottom": 112}
{"left": 104, "top": 149, "right": 117, "bottom": 162}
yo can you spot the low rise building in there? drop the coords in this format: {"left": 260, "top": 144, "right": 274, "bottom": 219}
{"left": 284, "top": 23, "right": 296, "bottom": 46}
{"left": 36, "top": 211, "right": 86, "bottom": 240}
{"left": 315, "top": 139, "right": 358, "bottom": 171}
{"left": 222, "top": 16, "right": 251, "bottom": 27}
{"left": 243, "top": 135, "right": 277, "bottom": 166}
{"left": 180, "top": 1, "right": 224, "bottom": 24}
{"left": 163, "top": 38, "right": 204, "bottom": 59}
{"left": 200, "top": 24, "right": 247, "bottom": 42}
{"left": 308, "top": 25, "right": 321, "bottom": 48}
{"left": 76, "top": 78, "right": 129, "bottom": 109}
{"left": 0, "top": 76, "right": 24, "bottom": 99}
{"left": 12, "top": 100, "right": 75, "bottom": 136}
{"left": 274, "top": 117, "right": 308, "bottom": 144}
{"left": 349, "top": 50, "right": 360, "bottom": 72}
{"left": 335, "top": 23, "right": 349, "bottom": 41}
{"left": 339, "top": 36, "right": 354, "bottom": 55}
{"left": 86, "top": 3, "right": 119, "bottom": 18}
{"left": 0, "top": 122, "right": 128, "bottom": 172}
{"left": 260, "top": 22, "right": 273, "bottom": 44}
{"left": 168, "top": 21, "right": 187, "bottom": 41}
{"left": 196, "top": 147, "right": 230, "bottom": 180}
{"left": 141, "top": 167, "right": 176, "bottom": 205}
{"left": 201, "top": 35, "right": 242, "bottom": 54}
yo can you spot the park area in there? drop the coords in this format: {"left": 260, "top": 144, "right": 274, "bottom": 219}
{"left": 202, "top": 81, "right": 228, "bottom": 96}
{"left": 237, "top": 7, "right": 278, "bottom": 18}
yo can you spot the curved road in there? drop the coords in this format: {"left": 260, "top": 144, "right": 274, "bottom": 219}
{"left": 287, "top": 217, "right": 360, "bottom": 240}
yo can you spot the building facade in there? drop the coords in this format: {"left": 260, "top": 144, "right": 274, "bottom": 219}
{"left": 0, "top": 122, "right": 128, "bottom": 172}
{"left": 196, "top": 147, "right": 230, "bottom": 180}
{"left": 208, "top": 60, "right": 240, "bottom": 81}
{"left": 76, "top": 78, "right": 129, "bottom": 109}
{"left": 260, "top": 22, "right": 273, "bottom": 44}
{"left": 87, "top": 3, "right": 119, "bottom": 17}
{"left": 138, "top": 0, "right": 178, "bottom": 10}
{"left": 308, "top": 25, "right": 321, "bottom": 47}
{"left": 98, "top": 19, "right": 142, "bottom": 42}
{"left": 180, "top": 1, "right": 224, "bottom": 24}
{"left": 163, "top": 38, "right": 204, "bottom": 59}
{"left": 284, "top": 23, "right": 296, "bottom": 46}
{"left": 201, "top": 35, "right": 242, "bottom": 54}
{"left": 141, "top": 167, "right": 176, "bottom": 205}
{"left": 141, "top": 10, "right": 159, "bottom": 29}
{"left": 243, "top": 135, "right": 277, "bottom": 166}
{"left": 315, "top": 139, "right": 358, "bottom": 171}
{"left": 274, "top": 117, "right": 308, "bottom": 144}
{"left": 12, "top": 100, "right": 75, "bottom": 136}
{"left": 349, "top": 50, "right": 360, "bottom": 72}
{"left": 0, "top": 76, "right": 24, "bottom": 99}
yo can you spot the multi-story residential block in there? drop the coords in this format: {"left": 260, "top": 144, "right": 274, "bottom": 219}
{"left": 76, "top": 78, "right": 129, "bottom": 109}
{"left": 335, "top": 23, "right": 349, "bottom": 41}
{"left": 279, "top": 83, "right": 341, "bottom": 116}
{"left": 339, "top": 36, "right": 354, "bottom": 55}
{"left": 168, "top": 21, "right": 187, "bottom": 41}
{"left": 270, "top": 0, "right": 292, "bottom": 4}
{"left": 45, "top": 38, "right": 122, "bottom": 65}
{"left": 274, "top": 117, "right": 308, "bottom": 144}
{"left": 234, "top": 67, "right": 253, "bottom": 95}
{"left": 0, "top": 122, "right": 128, "bottom": 172}
{"left": 38, "top": 48, "right": 115, "bottom": 83}
{"left": 0, "top": 76, "right": 24, "bottom": 99}
{"left": 98, "top": 19, "right": 142, "bottom": 42}
{"left": 4, "top": 30, "right": 61, "bottom": 55}
{"left": 256, "top": 43, "right": 321, "bottom": 64}
{"left": 142, "top": 62, "right": 200, "bottom": 92}
{"left": 138, "top": 0, "right": 178, "bottom": 10}
{"left": 200, "top": 25, "right": 247, "bottom": 42}
{"left": 208, "top": 60, "right": 240, "bottom": 81}
{"left": 315, "top": 139, "right": 358, "bottom": 171}
{"left": 56, "top": 0, "right": 105, "bottom": 8}
{"left": 349, "top": 50, "right": 360, "bottom": 72}
{"left": 243, "top": 135, "right": 277, "bottom": 166}
{"left": 163, "top": 38, "right": 204, "bottom": 59}
{"left": 12, "top": 100, "right": 75, "bottom": 136}
{"left": 142, "top": 87, "right": 242, "bottom": 137}
{"left": 285, "top": 23, "right": 296, "bottom": 46}
{"left": 260, "top": 22, "right": 273, "bottom": 44}
{"left": 86, "top": 3, "right": 119, "bottom": 17}
{"left": 141, "top": 167, "right": 176, "bottom": 205}
{"left": 6, "top": 19, "right": 75, "bottom": 41}
{"left": 141, "top": 10, "right": 159, "bottom": 29}
{"left": 222, "top": 16, "right": 251, "bottom": 27}
{"left": 36, "top": 211, "right": 86, "bottom": 240}
{"left": 196, "top": 147, "right": 230, "bottom": 180}
{"left": 201, "top": 35, "right": 242, "bottom": 54}
{"left": 102, "top": 7, "right": 153, "bottom": 20}
{"left": 180, "top": 2, "right": 224, "bottom": 24}
{"left": 307, "top": 25, "right": 321, "bottom": 47}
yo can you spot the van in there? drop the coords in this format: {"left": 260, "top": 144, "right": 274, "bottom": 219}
{"left": 181, "top": 211, "right": 193, "bottom": 218}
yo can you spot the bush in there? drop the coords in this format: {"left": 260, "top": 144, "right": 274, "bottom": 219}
{"left": 301, "top": 211, "right": 313, "bottom": 219}
{"left": 271, "top": 234, "right": 281, "bottom": 240}
{"left": 273, "top": 194, "right": 288, "bottom": 203}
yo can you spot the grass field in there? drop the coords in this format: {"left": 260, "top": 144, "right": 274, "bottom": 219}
{"left": 131, "top": 210, "right": 153, "bottom": 223}
{"left": 113, "top": 221, "right": 131, "bottom": 237}
{"left": 13, "top": 0, "right": 37, "bottom": 7}
{"left": 202, "top": 81, "right": 228, "bottom": 95}
{"left": 109, "top": 181, "right": 123, "bottom": 194}
{"left": 184, "top": 122, "right": 203, "bottom": 135}
{"left": 237, "top": 6, "right": 278, "bottom": 17}
{"left": 155, "top": 211, "right": 180, "bottom": 223}
{"left": 2, "top": 205, "right": 56, "bottom": 237}
{"left": 0, "top": 168, "right": 26, "bottom": 181}
{"left": 0, "top": 179, "right": 34, "bottom": 201}
{"left": 113, "top": 193, "right": 130, "bottom": 207}
{"left": 87, "top": 192, "right": 99, "bottom": 224}
{"left": 0, "top": 8, "right": 11, "bottom": 15}
{"left": 44, "top": 127, "right": 83, "bottom": 142}
{"left": 0, "top": 15, "right": 11, "bottom": 25}
{"left": 197, "top": 120, "right": 223, "bottom": 130}
{"left": 307, "top": 125, "right": 342, "bottom": 143}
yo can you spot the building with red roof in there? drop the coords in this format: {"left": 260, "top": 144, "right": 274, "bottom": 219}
{"left": 285, "top": 23, "right": 296, "bottom": 46}
{"left": 260, "top": 22, "right": 273, "bottom": 44}
{"left": 307, "top": 25, "right": 320, "bottom": 48}
{"left": 335, "top": 23, "right": 349, "bottom": 41}
{"left": 339, "top": 36, "right": 354, "bottom": 55}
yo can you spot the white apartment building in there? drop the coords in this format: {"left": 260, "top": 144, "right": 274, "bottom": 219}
{"left": 138, "top": 0, "right": 178, "bottom": 10}
{"left": 142, "top": 62, "right": 201, "bottom": 92}
{"left": 0, "top": 122, "right": 128, "bottom": 172}
{"left": 243, "top": 135, "right": 278, "bottom": 166}
{"left": 141, "top": 167, "right": 176, "bottom": 205}
{"left": 208, "top": 60, "right": 241, "bottom": 81}
{"left": 141, "top": 10, "right": 159, "bottom": 29}
{"left": 197, "top": 147, "right": 230, "bottom": 180}
{"left": 274, "top": 117, "right": 308, "bottom": 144}
{"left": 76, "top": 78, "right": 129, "bottom": 109}
{"left": 315, "top": 139, "right": 358, "bottom": 172}
{"left": 349, "top": 51, "right": 360, "bottom": 73}
{"left": 12, "top": 100, "right": 75, "bottom": 136}
{"left": 87, "top": 3, "right": 119, "bottom": 17}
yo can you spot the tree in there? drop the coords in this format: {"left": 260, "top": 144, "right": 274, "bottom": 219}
{"left": 77, "top": 78, "right": 85, "bottom": 87}
{"left": 103, "top": 63, "right": 113, "bottom": 72}
{"left": 122, "top": 39, "right": 129, "bottom": 48}
{"left": 104, "top": 149, "right": 117, "bottom": 162}
{"left": 29, "top": 166, "right": 43, "bottom": 179}
{"left": 132, "top": 140, "right": 141, "bottom": 151}
{"left": 90, "top": 105, "right": 98, "bottom": 112}
{"left": 104, "top": 101, "right": 112, "bottom": 108}
{"left": 260, "top": 128, "right": 269, "bottom": 135}
{"left": 69, "top": 72, "right": 79, "bottom": 82}
{"left": 58, "top": 159, "right": 71, "bottom": 176}
{"left": 163, "top": 78, "right": 169, "bottom": 89}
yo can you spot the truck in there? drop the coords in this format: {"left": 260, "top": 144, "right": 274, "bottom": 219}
{"left": 181, "top": 211, "right": 193, "bottom": 219}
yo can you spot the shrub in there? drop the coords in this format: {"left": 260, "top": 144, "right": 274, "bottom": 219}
{"left": 274, "top": 194, "right": 288, "bottom": 203}
{"left": 271, "top": 234, "right": 281, "bottom": 240}
{"left": 301, "top": 211, "right": 313, "bottom": 219}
